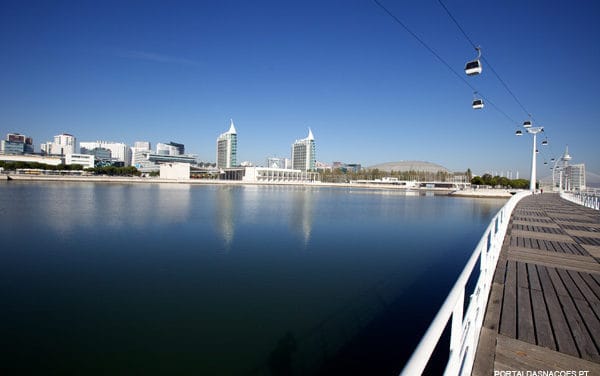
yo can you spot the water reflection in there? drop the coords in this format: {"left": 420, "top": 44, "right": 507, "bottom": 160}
{"left": 0, "top": 182, "right": 509, "bottom": 375}
{"left": 215, "top": 186, "right": 236, "bottom": 251}
{"left": 289, "top": 189, "right": 314, "bottom": 246}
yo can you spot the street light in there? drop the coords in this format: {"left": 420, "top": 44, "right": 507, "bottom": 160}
{"left": 517, "top": 122, "right": 544, "bottom": 192}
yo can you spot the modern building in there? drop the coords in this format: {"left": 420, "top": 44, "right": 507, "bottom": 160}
{"left": 41, "top": 133, "right": 76, "bottom": 156}
{"left": 1, "top": 140, "right": 25, "bottom": 154}
{"left": 242, "top": 167, "right": 319, "bottom": 183}
{"left": 134, "top": 141, "right": 151, "bottom": 150}
{"left": 565, "top": 164, "right": 586, "bottom": 191}
{"left": 553, "top": 146, "right": 586, "bottom": 191}
{"left": 266, "top": 157, "right": 292, "bottom": 169}
{"left": 0, "top": 154, "right": 62, "bottom": 166}
{"left": 156, "top": 142, "right": 184, "bottom": 156}
{"left": 217, "top": 166, "right": 320, "bottom": 183}
{"left": 65, "top": 153, "right": 95, "bottom": 168}
{"left": 80, "top": 141, "right": 132, "bottom": 166}
{"left": 216, "top": 119, "right": 237, "bottom": 169}
{"left": 2, "top": 133, "right": 33, "bottom": 154}
{"left": 131, "top": 141, "right": 152, "bottom": 167}
{"left": 160, "top": 162, "right": 190, "bottom": 180}
{"left": 291, "top": 128, "right": 316, "bottom": 172}
{"left": 134, "top": 151, "right": 197, "bottom": 173}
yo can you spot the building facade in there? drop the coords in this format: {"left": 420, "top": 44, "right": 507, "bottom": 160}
{"left": 80, "top": 141, "right": 132, "bottom": 166}
{"left": 3, "top": 133, "right": 33, "bottom": 154}
{"left": 216, "top": 120, "right": 237, "bottom": 169}
{"left": 65, "top": 153, "right": 95, "bottom": 168}
{"left": 291, "top": 129, "right": 316, "bottom": 172}
{"left": 41, "top": 133, "right": 76, "bottom": 156}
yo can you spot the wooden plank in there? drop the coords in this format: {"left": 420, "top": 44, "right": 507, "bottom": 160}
{"left": 557, "top": 268, "right": 584, "bottom": 300}
{"left": 507, "top": 247, "right": 600, "bottom": 275}
{"left": 527, "top": 263, "right": 542, "bottom": 291}
{"left": 512, "top": 220, "right": 560, "bottom": 228}
{"left": 483, "top": 282, "right": 504, "bottom": 332}
{"left": 530, "top": 288, "right": 556, "bottom": 350}
{"left": 580, "top": 273, "right": 600, "bottom": 301}
{"left": 471, "top": 326, "right": 497, "bottom": 376}
{"left": 565, "top": 229, "right": 600, "bottom": 238}
{"left": 537, "top": 266, "right": 579, "bottom": 357}
{"left": 547, "top": 267, "right": 600, "bottom": 361}
{"left": 567, "top": 270, "right": 600, "bottom": 319}
{"left": 582, "top": 244, "right": 600, "bottom": 258}
{"left": 517, "top": 283, "right": 535, "bottom": 344}
{"left": 500, "top": 260, "right": 517, "bottom": 339}
{"left": 510, "top": 230, "right": 575, "bottom": 243}
{"left": 493, "top": 335, "right": 600, "bottom": 372}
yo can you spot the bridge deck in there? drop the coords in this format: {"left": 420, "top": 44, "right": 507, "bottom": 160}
{"left": 473, "top": 193, "right": 600, "bottom": 374}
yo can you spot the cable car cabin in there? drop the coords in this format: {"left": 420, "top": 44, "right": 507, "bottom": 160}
{"left": 523, "top": 120, "right": 532, "bottom": 128}
{"left": 472, "top": 99, "right": 484, "bottom": 109}
{"left": 465, "top": 60, "right": 482, "bottom": 76}
{"left": 515, "top": 130, "right": 523, "bottom": 136}
{"left": 542, "top": 140, "right": 548, "bottom": 145}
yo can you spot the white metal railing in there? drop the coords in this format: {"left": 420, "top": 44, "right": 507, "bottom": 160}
{"left": 560, "top": 189, "right": 600, "bottom": 210}
{"left": 400, "top": 190, "right": 531, "bottom": 376}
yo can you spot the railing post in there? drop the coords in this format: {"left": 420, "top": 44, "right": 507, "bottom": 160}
{"left": 448, "top": 291, "right": 464, "bottom": 375}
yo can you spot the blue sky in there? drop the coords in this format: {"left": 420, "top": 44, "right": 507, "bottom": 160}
{"left": 1, "top": 0, "right": 599, "bottom": 175}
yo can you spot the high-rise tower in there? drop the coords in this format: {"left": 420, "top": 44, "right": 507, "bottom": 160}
{"left": 216, "top": 119, "right": 237, "bottom": 168}
{"left": 291, "top": 128, "right": 316, "bottom": 171}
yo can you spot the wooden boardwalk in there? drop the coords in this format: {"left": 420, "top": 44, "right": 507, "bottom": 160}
{"left": 473, "top": 193, "right": 600, "bottom": 375}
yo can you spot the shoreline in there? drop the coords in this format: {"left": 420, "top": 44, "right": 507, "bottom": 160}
{"left": 1, "top": 174, "right": 516, "bottom": 198}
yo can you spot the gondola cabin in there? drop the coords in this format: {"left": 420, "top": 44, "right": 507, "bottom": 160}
{"left": 464, "top": 60, "right": 482, "bottom": 76}
{"left": 472, "top": 99, "right": 484, "bottom": 109}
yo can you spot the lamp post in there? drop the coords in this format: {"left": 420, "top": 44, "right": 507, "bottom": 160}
{"left": 516, "top": 122, "right": 544, "bottom": 192}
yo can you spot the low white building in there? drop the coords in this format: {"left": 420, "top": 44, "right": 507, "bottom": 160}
{"left": 242, "top": 167, "right": 319, "bottom": 183}
{"left": 0, "top": 154, "right": 62, "bottom": 166}
{"left": 65, "top": 153, "right": 95, "bottom": 168}
{"left": 160, "top": 162, "right": 190, "bottom": 180}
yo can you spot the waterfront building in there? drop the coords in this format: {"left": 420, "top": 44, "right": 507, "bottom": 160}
{"left": 1, "top": 140, "right": 25, "bottom": 154}
{"left": 131, "top": 141, "right": 152, "bottom": 167}
{"left": 41, "top": 133, "right": 76, "bottom": 156}
{"left": 291, "top": 128, "right": 316, "bottom": 172}
{"left": 217, "top": 166, "right": 320, "bottom": 183}
{"left": 134, "top": 141, "right": 151, "bottom": 150}
{"left": 266, "top": 157, "right": 292, "bottom": 169}
{"left": 216, "top": 120, "right": 237, "bottom": 169}
{"left": 159, "top": 162, "right": 190, "bottom": 180}
{"left": 156, "top": 142, "right": 184, "bottom": 156}
{"left": 565, "top": 164, "right": 586, "bottom": 191}
{"left": 243, "top": 167, "right": 319, "bottom": 183}
{"left": 2, "top": 133, "right": 33, "bottom": 154}
{"left": 80, "top": 141, "right": 132, "bottom": 166}
{"left": 134, "top": 151, "right": 197, "bottom": 173}
{"left": 65, "top": 153, "right": 95, "bottom": 168}
{"left": 554, "top": 146, "right": 586, "bottom": 191}
{"left": 0, "top": 154, "right": 62, "bottom": 165}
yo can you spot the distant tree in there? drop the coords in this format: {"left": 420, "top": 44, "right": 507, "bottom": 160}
{"left": 470, "top": 176, "right": 482, "bottom": 185}
{"left": 466, "top": 168, "right": 472, "bottom": 181}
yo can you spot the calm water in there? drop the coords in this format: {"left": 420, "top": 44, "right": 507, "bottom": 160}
{"left": 0, "top": 182, "right": 506, "bottom": 375}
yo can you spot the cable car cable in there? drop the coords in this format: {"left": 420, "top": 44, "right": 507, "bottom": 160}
{"left": 372, "top": 0, "right": 519, "bottom": 125}
{"left": 436, "top": 0, "right": 536, "bottom": 121}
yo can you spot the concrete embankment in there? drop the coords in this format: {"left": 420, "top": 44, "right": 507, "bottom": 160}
{"left": 450, "top": 188, "right": 514, "bottom": 198}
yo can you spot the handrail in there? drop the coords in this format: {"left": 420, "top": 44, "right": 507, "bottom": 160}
{"left": 400, "top": 191, "right": 531, "bottom": 376}
{"left": 560, "top": 190, "right": 600, "bottom": 210}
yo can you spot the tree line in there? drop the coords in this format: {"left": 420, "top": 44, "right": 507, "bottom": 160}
{"left": 0, "top": 161, "right": 141, "bottom": 176}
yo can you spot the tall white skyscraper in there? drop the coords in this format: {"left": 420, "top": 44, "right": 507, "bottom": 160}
{"left": 291, "top": 128, "right": 316, "bottom": 171}
{"left": 216, "top": 119, "right": 237, "bottom": 169}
